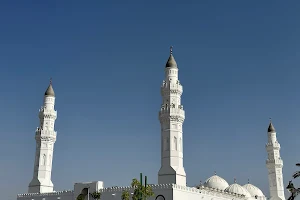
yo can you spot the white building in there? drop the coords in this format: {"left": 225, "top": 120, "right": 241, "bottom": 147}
{"left": 17, "top": 48, "right": 285, "bottom": 200}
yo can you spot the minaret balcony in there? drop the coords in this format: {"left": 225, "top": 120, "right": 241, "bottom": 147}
{"left": 35, "top": 129, "right": 57, "bottom": 138}
{"left": 159, "top": 107, "right": 185, "bottom": 117}
{"left": 161, "top": 83, "right": 183, "bottom": 95}
{"left": 265, "top": 142, "right": 280, "bottom": 150}
{"left": 266, "top": 158, "right": 283, "bottom": 166}
{"left": 39, "top": 111, "right": 57, "bottom": 120}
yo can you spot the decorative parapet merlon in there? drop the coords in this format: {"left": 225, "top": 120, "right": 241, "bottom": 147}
{"left": 17, "top": 190, "right": 74, "bottom": 197}
{"left": 98, "top": 184, "right": 246, "bottom": 199}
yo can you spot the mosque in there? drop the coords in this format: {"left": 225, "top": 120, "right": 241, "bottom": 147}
{"left": 17, "top": 48, "right": 285, "bottom": 200}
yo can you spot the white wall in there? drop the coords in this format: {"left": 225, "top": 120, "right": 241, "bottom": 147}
{"left": 17, "top": 190, "right": 73, "bottom": 200}
{"left": 17, "top": 183, "right": 248, "bottom": 200}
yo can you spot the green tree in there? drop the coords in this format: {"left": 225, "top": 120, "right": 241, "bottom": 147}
{"left": 131, "top": 178, "right": 154, "bottom": 200}
{"left": 76, "top": 190, "right": 101, "bottom": 200}
{"left": 90, "top": 191, "right": 102, "bottom": 200}
{"left": 121, "top": 190, "right": 130, "bottom": 200}
{"left": 76, "top": 194, "right": 85, "bottom": 200}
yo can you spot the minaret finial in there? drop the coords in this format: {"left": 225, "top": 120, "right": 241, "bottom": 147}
{"left": 269, "top": 117, "right": 272, "bottom": 123}
{"left": 170, "top": 46, "right": 173, "bottom": 55}
{"left": 50, "top": 77, "right": 52, "bottom": 85}
{"left": 214, "top": 171, "right": 217, "bottom": 175}
{"left": 234, "top": 178, "right": 236, "bottom": 183}
{"left": 248, "top": 178, "right": 250, "bottom": 183}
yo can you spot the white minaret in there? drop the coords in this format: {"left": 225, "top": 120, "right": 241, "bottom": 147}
{"left": 266, "top": 120, "right": 285, "bottom": 200}
{"left": 158, "top": 47, "right": 186, "bottom": 186}
{"left": 28, "top": 79, "right": 57, "bottom": 193}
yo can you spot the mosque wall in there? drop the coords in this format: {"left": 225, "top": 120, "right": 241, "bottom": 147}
{"left": 17, "top": 190, "right": 73, "bottom": 200}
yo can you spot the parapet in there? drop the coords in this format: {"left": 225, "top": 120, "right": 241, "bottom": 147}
{"left": 99, "top": 183, "right": 246, "bottom": 199}
{"left": 17, "top": 190, "right": 74, "bottom": 198}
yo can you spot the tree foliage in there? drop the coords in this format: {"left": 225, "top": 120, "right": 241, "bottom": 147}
{"left": 131, "top": 178, "right": 154, "bottom": 200}
{"left": 76, "top": 194, "right": 85, "bottom": 200}
{"left": 90, "top": 191, "right": 102, "bottom": 200}
{"left": 76, "top": 190, "right": 101, "bottom": 200}
{"left": 121, "top": 178, "right": 154, "bottom": 200}
{"left": 121, "top": 190, "right": 130, "bottom": 200}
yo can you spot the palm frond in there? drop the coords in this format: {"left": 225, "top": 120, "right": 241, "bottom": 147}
{"left": 288, "top": 194, "right": 295, "bottom": 200}
{"left": 293, "top": 171, "right": 300, "bottom": 179}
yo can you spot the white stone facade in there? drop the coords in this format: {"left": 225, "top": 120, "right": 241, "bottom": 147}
{"left": 266, "top": 123, "right": 285, "bottom": 200}
{"left": 158, "top": 50, "right": 186, "bottom": 186}
{"left": 17, "top": 49, "right": 284, "bottom": 200}
{"left": 28, "top": 83, "right": 57, "bottom": 194}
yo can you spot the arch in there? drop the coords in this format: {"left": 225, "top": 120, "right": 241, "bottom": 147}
{"left": 179, "top": 137, "right": 182, "bottom": 151}
{"left": 42, "top": 154, "right": 46, "bottom": 165}
{"left": 174, "top": 136, "right": 178, "bottom": 150}
{"left": 156, "top": 195, "right": 165, "bottom": 200}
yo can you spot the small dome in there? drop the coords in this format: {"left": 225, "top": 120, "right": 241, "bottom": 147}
{"left": 45, "top": 84, "right": 55, "bottom": 97}
{"left": 204, "top": 175, "right": 229, "bottom": 190}
{"left": 243, "top": 184, "right": 265, "bottom": 197}
{"left": 165, "top": 54, "right": 177, "bottom": 68}
{"left": 165, "top": 47, "right": 177, "bottom": 68}
{"left": 268, "top": 122, "right": 275, "bottom": 132}
{"left": 225, "top": 183, "right": 251, "bottom": 197}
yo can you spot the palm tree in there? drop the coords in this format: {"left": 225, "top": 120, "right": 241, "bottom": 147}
{"left": 292, "top": 164, "right": 300, "bottom": 179}
{"left": 287, "top": 181, "right": 300, "bottom": 200}
{"left": 287, "top": 164, "right": 300, "bottom": 200}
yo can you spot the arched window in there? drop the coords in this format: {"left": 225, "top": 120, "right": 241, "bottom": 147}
{"left": 42, "top": 154, "right": 46, "bottom": 165}
{"left": 174, "top": 137, "right": 178, "bottom": 151}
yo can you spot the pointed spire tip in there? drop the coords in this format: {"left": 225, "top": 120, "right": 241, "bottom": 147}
{"left": 268, "top": 118, "right": 276, "bottom": 132}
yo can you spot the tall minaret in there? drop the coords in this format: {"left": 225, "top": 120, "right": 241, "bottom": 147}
{"left": 158, "top": 47, "right": 186, "bottom": 186}
{"left": 28, "top": 79, "right": 57, "bottom": 193}
{"left": 266, "top": 120, "right": 285, "bottom": 200}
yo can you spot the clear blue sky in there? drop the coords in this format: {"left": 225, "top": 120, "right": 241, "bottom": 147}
{"left": 1, "top": 1, "right": 300, "bottom": 200}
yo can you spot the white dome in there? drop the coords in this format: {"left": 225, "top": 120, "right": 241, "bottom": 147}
{"left": 243, "top": 184, "right": 265, "bottom": 197}
{"left": 204, "top": 175, "right": 229, "bottom": 190}
{"left": 225, "top": 183, "right": 251, "bottom": 197}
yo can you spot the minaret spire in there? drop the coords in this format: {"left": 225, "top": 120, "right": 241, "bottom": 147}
{"left": 165, "top": 46, "right": 177, "bottom": 68}
{"left": 45, "top": 78, "right": 55, "bottom": 97}
{"left": 266, "top": 120, "right": 285, "bottom": 200}
{"left": 158, "top": 48, "right": 186, "bottom": 186}
{"left": 268, "top": 118, "right": 276, "bottom": 133}
{"left": 28, "top": 80, "right": 58, "bottom": 193}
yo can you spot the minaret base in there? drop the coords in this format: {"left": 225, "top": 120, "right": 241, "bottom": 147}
{"left": 28, "top": 178, "right": 54, "bottom": 193}
{"left": 158, "top": 166, "right": 186, "bottom": 186}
